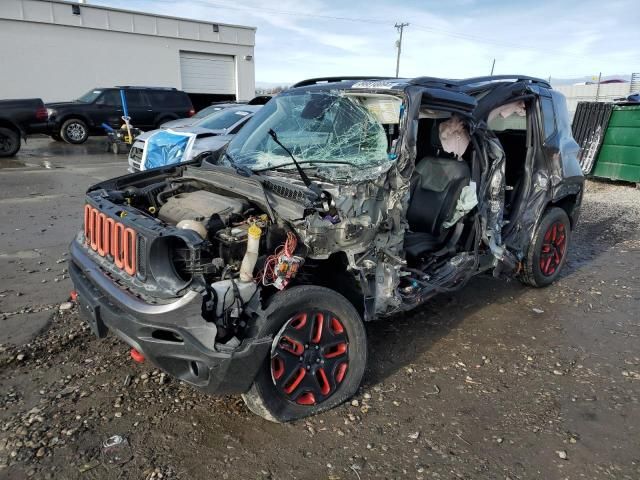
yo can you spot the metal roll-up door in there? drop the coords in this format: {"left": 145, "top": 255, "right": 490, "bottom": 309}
{"left": 180, "top": 52, "right": 235, "bottom": 94}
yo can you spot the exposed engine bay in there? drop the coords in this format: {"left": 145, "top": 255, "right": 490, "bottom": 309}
{"left": 82, "top": 170, "right": 319, "bottom": 342}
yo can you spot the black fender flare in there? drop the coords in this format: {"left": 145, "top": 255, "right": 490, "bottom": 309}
{"left": 0, "top": 118, "right": 25, "bottom": 139}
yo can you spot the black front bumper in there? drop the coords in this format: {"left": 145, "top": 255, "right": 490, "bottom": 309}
{"left": 69, "top": 241, "right": 271, "bottom": 395}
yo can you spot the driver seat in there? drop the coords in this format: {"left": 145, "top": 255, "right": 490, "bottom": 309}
{"left": 405, "top": 156, "right": 471, "bottom": 258}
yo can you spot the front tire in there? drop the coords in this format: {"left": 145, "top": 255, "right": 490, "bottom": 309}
{"left": 0, "top": 127, "right": 21, "bottom": 158}
{"left": 242, "top": 286, "right": 367, "bottom": 423}
{"left": 520, "top": 207, "right": 571, "bottom": 287}
{"left": 60, "top": 118, "right": 89, "bottom": 144}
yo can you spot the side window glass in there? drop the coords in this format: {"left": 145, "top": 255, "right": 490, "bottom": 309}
{"left": 126, "top": 90, "right": 147, "bottom": 107}
{"left": 540, "top": 96, "right": 556, "bottom": 140}
{"left": 230, "top": 117, "right": 249, "bottom": 134}
{"left": 96, "top": 90, "right": 121, "bottom": 106}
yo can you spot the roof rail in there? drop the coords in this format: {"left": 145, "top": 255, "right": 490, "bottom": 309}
{"left": 291, "top": 76, "right": 395, "bottom": 88}
{"left": 115, "top": 86, "right": 178, "bottom": 90}
{"left": 458, "top": 75, "right": 550, "bottom": 87}
{"left": 410, "top": 75, "right": 551, "bottom": 89}
{"left": 407, "top": 77, "right": 463, "bottom": 89}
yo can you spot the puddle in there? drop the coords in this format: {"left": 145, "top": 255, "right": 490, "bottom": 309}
{"left": 0, "top": 158, "right": 62, "bottom": 169}
{"left": 40, "top": 160, "right": 63, "bottom": 169}
{"left": 0, "top": 159, "right": 27, "bottom": 169}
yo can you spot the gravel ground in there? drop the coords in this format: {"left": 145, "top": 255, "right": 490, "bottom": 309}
{"left": 1, "top": 180, "right": 639, "bottom": 480}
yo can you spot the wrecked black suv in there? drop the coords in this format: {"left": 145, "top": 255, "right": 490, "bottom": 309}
{"left": 69, "top": 75, "right": 583, "bottom": 422}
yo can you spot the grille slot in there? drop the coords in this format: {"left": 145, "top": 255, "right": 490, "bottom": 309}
{"left": 136, "top": 234, "right": 147, "bottom": 280}
{"left": 84, "top": 205, "right": 137, "bottom": 276}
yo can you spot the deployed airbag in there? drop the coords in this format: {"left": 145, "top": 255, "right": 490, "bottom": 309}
{"left": 439, "top": 115, "right": 470, "bottom": 158}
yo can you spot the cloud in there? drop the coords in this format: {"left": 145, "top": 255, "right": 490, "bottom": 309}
{"left": 92, "top": 0, "right": 640, "bottom": 83}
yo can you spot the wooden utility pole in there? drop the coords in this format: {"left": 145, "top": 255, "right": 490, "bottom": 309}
{"left": 595, "top": 72, "right": 602, "bottom": 101}
{"left": 395, "top": 23, "right": 409, "bottom": 78}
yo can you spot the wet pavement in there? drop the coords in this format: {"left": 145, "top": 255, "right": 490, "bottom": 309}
{"left": 0, "top": 137, "right": 129, "bottom": 345}
{"left": 0, "top": 139, "right": 639, "bottom": 479}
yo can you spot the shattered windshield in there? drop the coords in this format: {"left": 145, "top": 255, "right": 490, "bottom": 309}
{"left": 225, "top": 90, "right": 394, "bottom": 181}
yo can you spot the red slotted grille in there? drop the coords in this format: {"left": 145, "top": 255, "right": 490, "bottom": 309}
{"left": 83, "top": 205, "right": 137, "bottom": 276}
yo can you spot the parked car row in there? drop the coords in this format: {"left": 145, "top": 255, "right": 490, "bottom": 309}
{"left": 0, "top": 86, "right": 272, "bottom": 159}
{"left": 46, "top": 86, "right": 195, "bottom": 144}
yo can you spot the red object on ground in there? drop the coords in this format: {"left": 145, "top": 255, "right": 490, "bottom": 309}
{"left": 130, "top": 348, "right": 145, "bottom": 363}
{"left": 70, "top": 290, "right": 78, "bottom": 301}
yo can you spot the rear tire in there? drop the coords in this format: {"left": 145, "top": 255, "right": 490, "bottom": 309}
{"left": 0, "top": 127, "right": 21, "bottom": 158}
{"left": 60, "top": 118, "right": 89, "bottom": 144}
{"left": 520, "top": 207, "right": 571, "bottom": 287}
{"left": 242, "top": 285, "right": 367, "bottom": 423}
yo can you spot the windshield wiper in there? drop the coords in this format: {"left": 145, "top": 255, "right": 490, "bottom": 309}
{"left": 267, "top": 129, "right": 314, "bottom": 189}
{"left": 223, "top": 150, "right": 253, "bottom": 177}
{"left": 253, "top": 159, "right": 358, "bottom": 173}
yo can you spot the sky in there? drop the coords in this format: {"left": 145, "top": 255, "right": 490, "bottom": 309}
{"left": 91, "top": 0, "right": 639, "bottom": 85}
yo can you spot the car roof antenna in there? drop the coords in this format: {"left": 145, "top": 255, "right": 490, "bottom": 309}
{"left": 267, "top": 129, "right": 315, "bottom": 190}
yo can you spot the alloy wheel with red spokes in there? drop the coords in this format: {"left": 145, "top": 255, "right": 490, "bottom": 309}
{"left": 539, "top": 220, "right": 567, "bottom": 276}
{"left": 271, "top": 311, "right": 349, "bottom": 406}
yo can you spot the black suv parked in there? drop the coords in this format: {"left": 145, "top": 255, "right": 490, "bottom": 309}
{"left": 46, "top": 87, "right": 195, "bottom": 144}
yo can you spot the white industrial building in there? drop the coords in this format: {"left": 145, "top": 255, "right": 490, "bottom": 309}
{"left": 553, "top": 82, "right": 636, "bottom": 117}
{"left": 0, "top": 0, "right": 256, "bottom": 106}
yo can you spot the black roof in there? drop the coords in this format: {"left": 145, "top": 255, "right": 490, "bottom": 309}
{"left": 291, "top": 75, "right": 551, "bottom": 91}
{"left": 114, "top": 86, "right": 179, "bottom": 91}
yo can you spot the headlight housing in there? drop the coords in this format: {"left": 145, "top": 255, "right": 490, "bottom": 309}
{"left": 148, "top": 236, "right": 193, "bottom": 292}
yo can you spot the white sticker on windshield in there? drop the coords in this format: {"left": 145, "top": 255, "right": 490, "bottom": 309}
{"left": 236, "top": 111, "right": 250, "bottom": 116}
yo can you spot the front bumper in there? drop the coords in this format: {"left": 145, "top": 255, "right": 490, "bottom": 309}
{"left": 68, "top": 240, "right": 271, "bottom": 394}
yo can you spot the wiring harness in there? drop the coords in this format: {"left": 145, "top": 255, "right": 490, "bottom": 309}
{"left": 259, "top": 231, "right": 304, "bottom": 289}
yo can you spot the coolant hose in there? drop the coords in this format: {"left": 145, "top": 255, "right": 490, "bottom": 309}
{"left": 239, "top": 224, "right": 262, "bottom": 282}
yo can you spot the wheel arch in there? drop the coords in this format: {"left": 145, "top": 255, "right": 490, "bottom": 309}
{"left": 549, "top": 190, "right": 582, "bottom": 229}
{"left": 154, "top": 113, "right": 178, "bottom": 127}
{"left": 0, "top": 119, "right": 23, "bottom": 137}
{"left": 285, "top": 252, "right": 366, "bottom": 319}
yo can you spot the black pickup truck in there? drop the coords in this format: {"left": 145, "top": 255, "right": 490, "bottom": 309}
{"left": 0, "top": 98, "right": 48, "bottom": 157}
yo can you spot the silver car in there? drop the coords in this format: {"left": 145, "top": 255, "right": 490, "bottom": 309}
{"left": 128, "top": 105, "right": 261, "bottom": 172}
{"left": 160, "top": 103, "right": 240, "bottom": 129}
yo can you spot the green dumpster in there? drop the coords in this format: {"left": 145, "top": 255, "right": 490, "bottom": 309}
{"left": 592, "top": 104, "right": 640, "bottom": 183}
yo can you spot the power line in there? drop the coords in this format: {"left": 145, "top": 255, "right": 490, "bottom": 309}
{"left": 147, "top": 0, "right": 639, "bottom": 63}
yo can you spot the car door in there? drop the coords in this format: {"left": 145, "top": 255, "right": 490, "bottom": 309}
{"left": 92, "top": 89, "right": 123, "bottom": 128}
{"left": 124, "top": 90, "right": 154, "bottom": 129}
